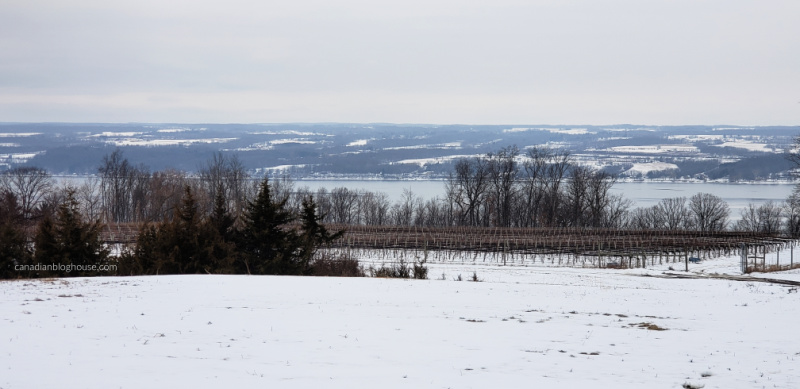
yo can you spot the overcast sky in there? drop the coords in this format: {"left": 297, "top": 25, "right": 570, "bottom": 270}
{"left": 1, "top": 0, "right": 798, "bottom": 125}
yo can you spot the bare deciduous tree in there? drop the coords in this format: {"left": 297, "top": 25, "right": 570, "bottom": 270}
{"left": 586, "top": 171, "right": 617, "bottom": 228}
{"left": 143, "top": 169, "right": 187, "bottom": 222}
{"left": 519, "top": 147, "right": 551, "bottom": 227}
{"left": 77, "top": 176, "right": 103, "bottom": 222}
{"left": 0, "top": 166, "right": 53, "bottom": 222}
{"left": 542, "top": 149, "right": 571, "bottom": 227}
{"left": 329, "top": 187, "right": 360, "bottom": 225}
{"left": 390, "top": 189, "right": 421, "bottom": 226}
{"left": 689, "top": 193, "right": 730, "bottom": 232}
{"left": 487, "top": 146, "right": 519, "bottom": 227}
{"left": 601, "top": 194, "right": 631, "bottom": 228}
{"left": 448, "top": 157, "right": 489, "bottom": 226}
{"left": 360, "top": 191, "right": 390, "bottom": 226}
{"left": 785, "top": 188, "right": 800, "bottom": 237}
{"left": 199, "top": 152, "right": 249, "bottom": 219}
{"left": 736, "top": 201, "right": 783, "bottom": 234}
{"left": 654, "top": 197, "right": 690, "bottom": 230}
{"left": 98, "top": 149, "right": 143, "bottom": 223}
{"left": 626, "top": 206, "right": 662, "bottom": 230}
{"left": 565, "top": 165, "right": 591, "bottom": 227}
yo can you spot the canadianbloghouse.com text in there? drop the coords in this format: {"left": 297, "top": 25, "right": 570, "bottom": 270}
{"left": 15, "top": 263, "right": 117, "bottom": 273}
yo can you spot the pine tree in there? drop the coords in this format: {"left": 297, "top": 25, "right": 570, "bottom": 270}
{"left": 124, "top": 223, "right": 159, "bottom": 275}
{"left": 208, "top": 186, "right": 235, "bottom": 241}
{"left": 237, "top": 178, "right": 303, "bottom": 275}
{"left": 33, "top": 189, "right": 109, "bottom": 277}
{"left": 132, "top": 186, "right": 202, "bottom": 274}
{"left": 0, "top": 191, "right": 31, "bottom": 279}
{"left": 200, "top": 188, "right": 237, "bottom": 273}
{"left": 32, "top": 216, "right": 58, "bottom": 275}
{"left": 298, "top": 195, "right": 344, "bottom": 265}
{"left": 130, "top": 186, "right": 238, "bottom": 275}
{"left": 171, "top": 186, "right": 205, "bottom": 273}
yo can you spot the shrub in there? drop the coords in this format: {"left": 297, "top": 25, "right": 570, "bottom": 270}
{"left": 370, "top": 258, "right": 428, "bottom": 279}
{"left": 311, "top": 253, "right": 364, "bottom": 277}
{"left": 370, "top": 259, "right": 411, "bottom": 278}
{"left": 413, "top": 259, "right": 428, "bottom": 280}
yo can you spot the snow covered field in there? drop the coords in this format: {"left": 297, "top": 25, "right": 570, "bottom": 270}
{"left": 2, "top": 256, "right": 799, "bottom": 388}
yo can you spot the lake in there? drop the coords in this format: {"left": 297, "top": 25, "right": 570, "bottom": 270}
{"left": 56, "top": 175, "right": 796, "bottom": 217}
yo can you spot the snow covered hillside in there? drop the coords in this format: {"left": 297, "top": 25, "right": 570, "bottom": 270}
{"left": 2, "top": 259, "right": 799, "bottom": 388}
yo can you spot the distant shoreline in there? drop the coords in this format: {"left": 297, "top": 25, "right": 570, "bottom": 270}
{"left": 50, "top": 173, "right": 798, "bottom": 186}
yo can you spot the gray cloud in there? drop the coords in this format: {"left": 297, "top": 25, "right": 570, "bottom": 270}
{"left": 0, "top": 0, "right": 798, "bottom": 124}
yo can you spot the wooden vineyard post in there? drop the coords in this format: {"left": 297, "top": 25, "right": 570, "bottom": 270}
{"left": 598, "top": 242, "right": 603, "bottom": 268}
{"left": 503, "top": 240, "right": 507, "bottom": 266}
{"left": 684, "top": 250, "right": 689, "bottom": 272}
{"left": 740, "top": 243, "right": 747, "bottom": 274}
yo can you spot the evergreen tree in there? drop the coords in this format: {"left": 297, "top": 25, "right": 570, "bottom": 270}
{"left": 208, "top": 186, "right": 236, "bottom": 241}
{"left": 298, "top": 195, "right": 344, "bottom": 264}
{"left": 0, "top": 191, "right": 31, "bottom": 279}
{"left": 123, "top": 223, "right": 159, "bottom": 275}
{"left": 200, "top": 188, "right": 237, "bottom": 273}
{"left": 129, "top": 186, "right": 237, "bottom": 275}
{"left": 237, "top": 178, "right": 303, "bottom": 275}
{"left": 169, "top": 186, "right": 205, "bottom": 273}
{"left": 132, "top": 186, "right": 202, "bottom": 274}
{"left": 33, "top": 189, "right": 109, "bottom": 277}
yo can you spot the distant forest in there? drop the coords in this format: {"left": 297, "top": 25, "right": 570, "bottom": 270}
{"left": 5, "top": 147, "right": 800, "bottom": 231}
{"left": 642, "top": 153, "right": 793, "bottom": 181}
{"left": 2, "top": 123, "right": 799, "bottom": 182}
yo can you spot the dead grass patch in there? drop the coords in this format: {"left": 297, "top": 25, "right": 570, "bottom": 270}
{"left": 745, "top": 262, "right": 800, "bottom": 273}
{"left": 462, "top": 318, "right": 485, "bottom": 323}
{"left": 630, "top": 322, "right": 667, "bottom": 331}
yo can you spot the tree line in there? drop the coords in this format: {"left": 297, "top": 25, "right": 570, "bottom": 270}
{"left": 292, "top": 146, "right": 800, "bottom": 235}
{"left": 1, "top": 151, "right": 342, "bottom": 278}
{"left": 3, "top": 146, "right": 800, "bottom": 278}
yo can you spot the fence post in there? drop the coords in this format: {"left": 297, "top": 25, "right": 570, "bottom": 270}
{"left": 740, "top": 243, "right": 747, "bottom": 274}
{"left": 685, "top": 251, "right": 688, "bottom": 272}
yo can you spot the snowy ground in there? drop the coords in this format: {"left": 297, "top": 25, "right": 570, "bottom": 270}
{"left": 2, "top": 254, "right": 799, "bottom": 388}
